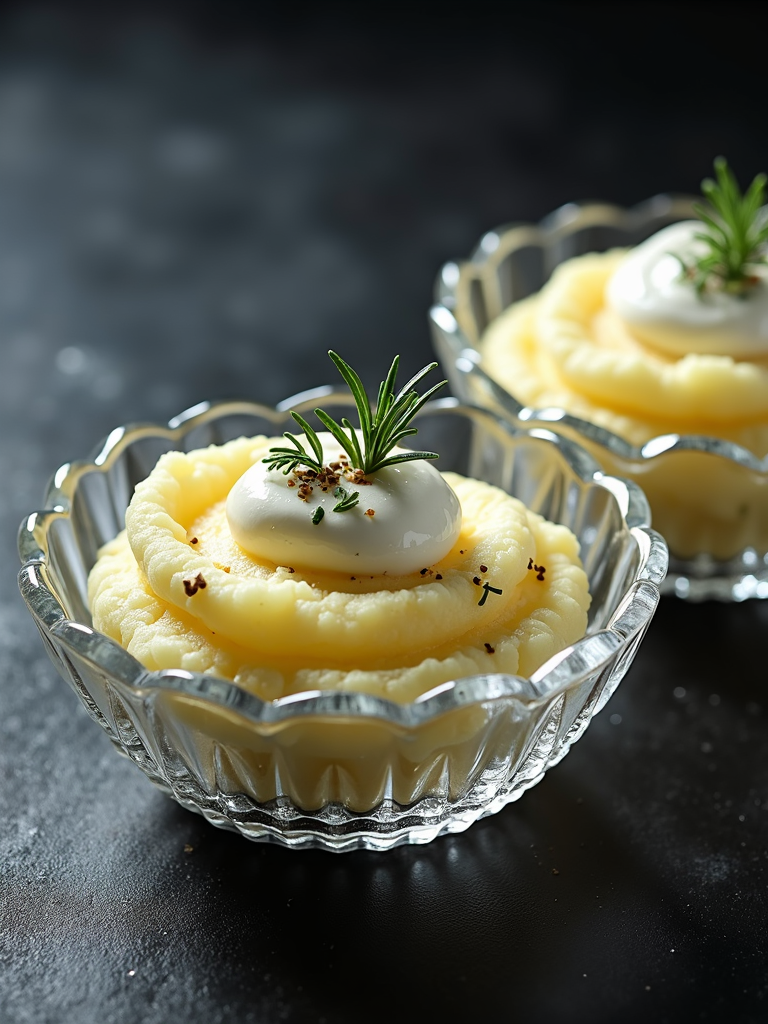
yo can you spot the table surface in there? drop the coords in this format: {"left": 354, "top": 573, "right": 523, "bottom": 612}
{"left": 3, "top": 6, "right": 768, "bottom": 1023}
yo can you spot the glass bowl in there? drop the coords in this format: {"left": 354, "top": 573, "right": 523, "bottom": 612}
{"left": 430, "top": 195, "right": 768, "bottom": 601}
{"left": 18, "top": 394, "right": 666, "bottom": 852}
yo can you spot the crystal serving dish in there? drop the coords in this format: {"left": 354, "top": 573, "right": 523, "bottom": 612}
{"left": 18, "top": 394, "right": 666, "bottom": 851}
{"left": 430, "top": 196, "right": 768, "bottom": 601}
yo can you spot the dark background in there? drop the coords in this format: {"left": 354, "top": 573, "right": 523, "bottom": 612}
{"left": 3, "top": 3, "right": 768, "bottom": 1022}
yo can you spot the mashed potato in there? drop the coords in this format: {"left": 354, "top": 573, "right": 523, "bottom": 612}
{"left": 480, "top": 251, "right": 768, "bottom": 560}
{"left": 88, "top": 435, "right": 590, "bottom": 702}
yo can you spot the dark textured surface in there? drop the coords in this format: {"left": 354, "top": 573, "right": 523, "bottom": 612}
{"left": 3, "top": 5, "right": 768, "bottom": 1023}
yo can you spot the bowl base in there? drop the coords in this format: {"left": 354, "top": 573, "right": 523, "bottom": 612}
{"left": 663, "top": 551, "right": 768, "bottom": 601}
{"left": 152, "top": 772, "right": 553, "bottom": 853}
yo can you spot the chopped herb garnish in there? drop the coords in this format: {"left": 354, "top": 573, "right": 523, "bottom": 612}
{"left": 312, "top": 506, "right": 325, "bottom": 525}
{"left": 478, "top": 582, "right": 503, "bottom": 606}
{"left": 332, "top": 486, "right": 360, "bottom": 513}
{"left": 676, "top": 157, "right": 768, "bottom": 296}
{"left": 183, "top": 572, "right": 207, "bottom": 597}
{"left": 263, "top": 351, "right": 446, "bottom": 477}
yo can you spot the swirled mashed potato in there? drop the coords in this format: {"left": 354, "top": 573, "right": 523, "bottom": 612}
{"left": 481, "top": 251, "right": 768, "bottom": 451}
{"left": 88, "top": 435, "right": 590, "bottom": 702}
{"left": 480, "top": 251, "right": 768, "bottom": 559}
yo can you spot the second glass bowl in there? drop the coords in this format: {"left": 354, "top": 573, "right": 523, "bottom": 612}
{"left": 430, "top": 196, "right": 768, "bottom": 601}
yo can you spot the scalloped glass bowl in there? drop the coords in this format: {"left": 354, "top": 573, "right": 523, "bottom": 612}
{"left": 18, "top": 395, "right": 666, "bottom": 851}
{"left": 430, "top": 196, "right": 768, "bottom": 601}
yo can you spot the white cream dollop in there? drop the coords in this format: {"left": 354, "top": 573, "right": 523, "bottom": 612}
{"left": 226, "top": 432, "right": 462, "bottom": 575}
{"left": 606, "top": 220, "right": 768, "bottom": 358}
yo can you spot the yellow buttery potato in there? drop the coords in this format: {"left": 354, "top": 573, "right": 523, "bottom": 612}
{"left": 480, "top": 251, "right": 768, "bottom": 559}
{"left": 89, "top": 436, "right": 590, "bottom": 703}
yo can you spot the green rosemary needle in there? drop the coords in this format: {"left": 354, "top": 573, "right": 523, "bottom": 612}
{"left": 677, "top": 157, "right": 768, "bottom": 297}
{"left": 263, "top": 351, "right": 446, "bottom": 477}
{"left": 264, "top": 411, "right": 325, "bottom": 475}
{"left": 332, "top": 486, "right": 360, "bottom": 513}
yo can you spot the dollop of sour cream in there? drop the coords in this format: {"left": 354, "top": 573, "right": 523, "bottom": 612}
{"left": 226, "top": 432, "right": 462, "bottom": 575}
{"left": 606, "top": 221, "right": 768, "bottom": 358}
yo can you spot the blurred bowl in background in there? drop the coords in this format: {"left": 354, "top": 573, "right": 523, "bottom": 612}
{"left": 431, "top": 196, "right": 768, "bottom": 601}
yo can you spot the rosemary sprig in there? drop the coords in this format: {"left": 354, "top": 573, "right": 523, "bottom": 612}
{"left": 263, "top": 351, "right": 446, "bottom": 477}
{"left": 263, "top": 412, "right": 325, "bottom": 474}
{"left": 677, "top": 157, "right": 768, "bottom": 296}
